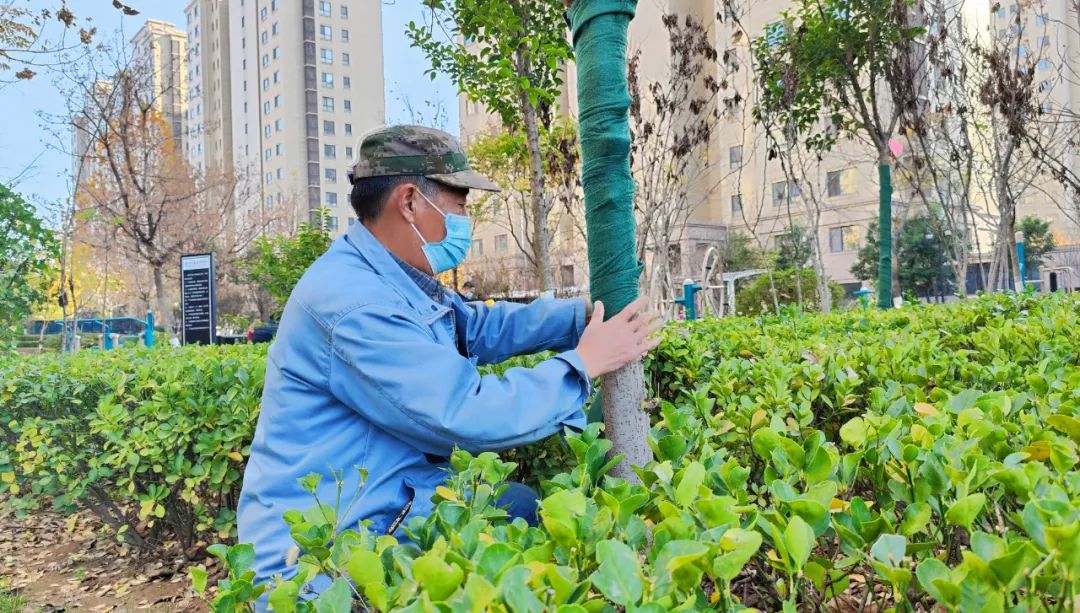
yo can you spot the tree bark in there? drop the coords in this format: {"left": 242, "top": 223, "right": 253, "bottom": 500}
{"left": 601, "top": 360, "right": 650, "bottom": 482}
{"left": 517, "top": 57, "right": 554, "bottom": 292}
{"left": 152, "top": 264, "right": 171, "bottom": 332}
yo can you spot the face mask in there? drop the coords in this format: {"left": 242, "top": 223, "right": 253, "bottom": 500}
{"left": 411, "top": 190, "right": 472, "bottom": 274}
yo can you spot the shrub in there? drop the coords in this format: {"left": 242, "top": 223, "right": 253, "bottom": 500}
{"left": 734, "top": 268, "right": 845, "bottom": 316}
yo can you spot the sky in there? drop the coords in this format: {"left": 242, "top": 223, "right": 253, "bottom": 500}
{"left": 0, "top": 0, "right": 459, "bottom": 216}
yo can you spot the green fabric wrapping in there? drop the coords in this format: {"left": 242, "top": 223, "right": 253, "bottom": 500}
{"left": 569, "top": 0, "right": 640, "bottom": 425}
{"left": 569, "top": 0, "right": 641, "bottom": 317}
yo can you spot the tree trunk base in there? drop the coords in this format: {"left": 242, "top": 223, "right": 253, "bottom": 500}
{"left": 601, "top": 360, "right": 651, "bottom": 484}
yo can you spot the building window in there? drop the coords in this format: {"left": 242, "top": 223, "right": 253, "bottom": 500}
{"left": 260, "top": 7, "right": 268, "bottom": 20}
{"left": 829, "top": 225, "right": 860, "bottom": 253}
{"left": 274, "top": 94, "right": 281, "bottom": 107}
{"left": 272, "top": 22, "right": 280, "bottom": 35}
{"left": 729, "top": 145, "right": 743, "bottom": 169}
{"left": 344, "top": 100, "right": 351, "bottom": 112}
{"left": 1038, "top": 36, "right": 1050, "bottom": 48}
{"left": 262, "top": 78, "right": 270, "bottom": 90}
{"left": 772, "top": 180, "right": 800, "bottom": 207}
{"left": 321, "top": 48, "right": 333, "bottom": 64}
{"left": 1039, "top": 79, "right": 1051, "bottom": 92}
{"left": 326, "top": 191, "right": 337, "bottom": 205}
{"left": 495, "top": 234, "right": 509, "bottom": 253}
{"left": 262, "top": 54, "right": 269, "bottom": 67}
{"left": 263, "top": 101, "right": 270, "bottom": 114}
{"left": 323, "top": 120, "right": 335, "bottom": 135}
{"left": 341, "top": 29, "right": 349, "bottom": 42}
{"left": 272, "top": 46, "right": 280, "bottom": 59}
{"left": 827, "top": 169, "right": 855, "bottom": 197}
{"left": 320, "top": 25, "right": 332, "bottom": 40}
{"left": 765, "top": 22, "right": 786, "bottom": 47}
{"left": 264, "top": 148, "right": 272, "bottom": 161}
{"left": 472, "top": 239, "right": 484, "bottom": 256}
{"left": 276, "top": 143, "right": 283, "bottom": 155}
{"left": 325, "top": 168, "right": 337, "bottom": 182}
{"left": 1039, "top": 58, "right": 1052, "bottom": 70}
{"left": 344, "top": 123, "right": 352, "bottom": 135}
{"left": 275, "top": 118, "right": 283, "bottom": 132}
{"left": 731, "top": 194, "right": 742, "bottom": 215}
{"left": 322, "top": 96, "right": 334, "bottom": 111}
{"left": 322, "top": 72, "right": 334, "bottom": 87}
{"left": 343, "top": 76, "right": 351, "bottom": 89}
{"left": 341, "top": 5, "right": 348, "bottom": 17}
{"left": 273, "top": 70, "right": 280, "bottom": 83}
{"left": 277, "top": 168, "right": 283, "bottom": 179}
{"left": 1035, "top": 14, "right": 1048, "bottom": 25}
{"left": 342, "top": 52, "right": 350, "bottom": 65}
{"left": 320, "top": 1, "right": 331, "bottom": 16}
{"left": 263, "top": 125, "right": 271, "bottom": 137}
{"left": 345, "top": 146, "right": 353, "bottom": 159}
{"left": 272, "top": 0, "right": 279, "bottom": 10}
{"left": 324, "top": 144, "right": 336, "bottom": 158}
{"left": 261, "top": 31, "right": 268, "bottom": 44}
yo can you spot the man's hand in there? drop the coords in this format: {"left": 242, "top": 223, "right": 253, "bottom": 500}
{"left": 576, "top": 298, "right": 662, "bottom": 379}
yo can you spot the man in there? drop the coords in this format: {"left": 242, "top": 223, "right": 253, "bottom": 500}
{"left": 459, "top": 279, "right": 476, "bottom": 301}
{"left": 237, "top": 125, "right": 659, "bottom": 597}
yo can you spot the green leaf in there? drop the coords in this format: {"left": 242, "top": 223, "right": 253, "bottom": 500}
{"left": 313, "top": 579, "right": 352, "bottom": 613}
{"left": 412, "top": 553, "right": 465, "bottom": 602}
{"left": 674, "top": 461, "right": 706, "bottom": 506}
{"left": 346, "top": 549, "right": 383, "bottom": 587}
{"left": 916, "top": 558, "right": 955, "bottom": 604}
{"left": 268, "top": 580, "right": 299, "bottom": 613}
{"left": 839, "top": 417, "right": 866, "bottom": 448}
{"left": 900, "top": 502, "right": 932, "bottom": 536}
{"left": 784, "top": 516, "right": 814, "bottom": 572}
{"left": 713, "top": 528, "right": 762, "bottom": 581}
{"left": 189, "top": 566, "right": 208, "bottom": 594}
{"left": 945, "top": 493, "right": 986, "bottom": 530}
{"left": 589, "top": 539, "right": 642, "bottom": 606}
{"left": 226, "top": 543, "right": 256, "bottom": 576}
{"left": 870, "top": 533, "right": 907, "bottom": 568}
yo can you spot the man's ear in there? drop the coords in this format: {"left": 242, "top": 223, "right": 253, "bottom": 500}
{"left": 392, "top": 183, "right": 419, "bottom": 224}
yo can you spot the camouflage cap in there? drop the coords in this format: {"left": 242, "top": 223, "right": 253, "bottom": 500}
{"left": 348, "top": 124, "right": 500, "bottom": 192}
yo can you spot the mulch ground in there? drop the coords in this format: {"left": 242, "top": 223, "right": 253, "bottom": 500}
{"left": 0, "top": 504, "right": 208, "bottom": 612}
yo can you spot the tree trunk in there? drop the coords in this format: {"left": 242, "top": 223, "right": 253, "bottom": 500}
{"left": 811, "top": 235, "right": 831, "bottom": 313}
{"left": 877, "top": 157, "right": 895, "bottom": 308}
{"left": 152, "top": 264, "right": 171, "bottom": 332}
{"left": 517, "top": 60, "right": 553, "bottom": 292}
{"left": 569, "top": 0, "right": 649, "bottom": 484}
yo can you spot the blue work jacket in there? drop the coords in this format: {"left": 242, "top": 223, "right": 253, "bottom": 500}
{"left": 236, "top": 220, "right": 591, "bottom": 590}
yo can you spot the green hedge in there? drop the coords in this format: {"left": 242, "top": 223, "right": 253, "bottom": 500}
{"left": 5, "top": 292, "right": 1080, "bottom": 611}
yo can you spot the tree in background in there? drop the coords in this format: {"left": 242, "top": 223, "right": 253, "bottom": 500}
{"left": 1018, "top": 216, "right": 1056, "bottom": 275}
{"left": 853, "top": 214, "right": 954, "bottom": 300}
{"left": 752, "top": 0, "right": 926, "bottom": 308}
{"left": 0, "top": 1, "right": 103, "bottom": 83}
{"left": 407, "top": 0, "right": 571, "bottom": 291}
{"left": 0, "top": 184, "right": 57, "bottom": 346}
{"left": 717, "top": 232, "right": 765, "bottom": 273}
{"left": 466, "top": 119, "right": 580, "bottom": 286}
{"left": 240, "top": 217, "right": 332, "bottom": 321}
{"left": 772, "top": 224, "right": 814, "bottom": 272}
{"left": 629, "top": 13, "right": 731, "bottom": 297}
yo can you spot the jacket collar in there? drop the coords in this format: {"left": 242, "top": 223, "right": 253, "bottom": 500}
{"left": 345, "top": 221, "right": 452, "bottom": 323}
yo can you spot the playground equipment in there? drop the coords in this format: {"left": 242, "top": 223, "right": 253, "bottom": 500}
{"left": 27, "top": 311, "right": 157, "bottom": 350}
{"left": 650, "top": 246, "right": 766, "bottom": 320}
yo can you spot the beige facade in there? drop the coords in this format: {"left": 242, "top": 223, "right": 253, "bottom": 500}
{"left": 228, "top": 0, "right": 386, "bottom": 237}
{"left": 184, "top": 0, "right": 233, "bottom": 175}
{"left": 130, "top": 20, "right": 187, "bottom": 145}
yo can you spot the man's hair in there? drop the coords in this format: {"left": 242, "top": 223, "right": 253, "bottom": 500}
{"left": 349, "top": 175, "right": 438, "bottom": 222}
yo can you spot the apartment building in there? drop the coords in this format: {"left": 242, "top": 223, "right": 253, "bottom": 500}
{"left": 230, "top": 0, "right": 386, "bottom": 236}
{"left": 130, "top": 20, "right": 187, "bottom": 145}
{"left": 184, "top": 0, "right": 233, "bottom": 175}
